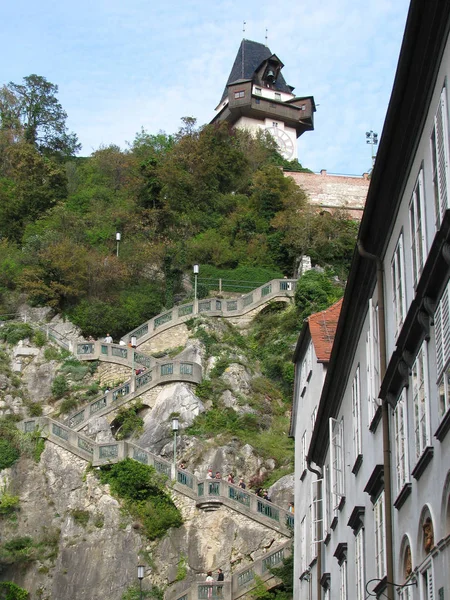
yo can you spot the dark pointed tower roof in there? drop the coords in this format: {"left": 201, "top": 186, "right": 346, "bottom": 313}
{"left": 220, "top": 39, "right": 294, "bottom": 102}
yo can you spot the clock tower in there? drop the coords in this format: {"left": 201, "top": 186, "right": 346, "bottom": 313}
{"left": 211, "top": 39, "right": 315, "bottom": 160}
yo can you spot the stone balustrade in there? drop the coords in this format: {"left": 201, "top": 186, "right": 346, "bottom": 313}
{"left": 65, "top": 355, "right": 202, "bottom": 431}
{"left": 18, "top": 417, "right": 293, "bottom": 536}
{"left": 124, "top": 279, "right": 297, "bottom": 346}
{"left": 167, "top": 540, "right": 291, "bottom": 600}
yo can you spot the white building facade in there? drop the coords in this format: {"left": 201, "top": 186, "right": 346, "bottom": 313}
{"left": 291, "top": 1, "right": 450, "bottom": 599}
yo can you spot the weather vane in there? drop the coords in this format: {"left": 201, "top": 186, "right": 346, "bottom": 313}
{"left": 243, "top": 21, "right": 246, "bottom": 34}
{"left": 265, "top": 28, "right": 268, "bottom": 44}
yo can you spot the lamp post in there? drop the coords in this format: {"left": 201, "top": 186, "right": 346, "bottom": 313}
{"left": 366, "top": 130, "right": 378, "bottom": 168}
{"left": 172, "top": 417, "right": 179, "bottom": 474}
{"left": 131, "top": 335, "right": 137, "bottom": 392}
{"left": 137, "top": 565, "right": 144, "bottom": 600}
{"left": 193, "top": 264, "right": 199, "bottom": 313}
{"left": 116, "top": 232, "right": 121, "bottom": 257}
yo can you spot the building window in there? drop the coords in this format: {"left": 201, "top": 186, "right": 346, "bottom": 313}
{"left": 311, "top": 478, "right": 324, "bottom": 553}
{"left": 352, "top": 366, "right": 362, "bottom": 460}
{"left": 366, "top": 299, "right": 380, "bottom": 423}
{"left": 329, "top": 417, "right": 345, "bottom": 510}
{"left": 411, "top": 343, "right": 430, "bottom": 460}
{"left": 234, "top": 90, "right": 245, "bottom": 99}
{"left": 392, "top": 233, "right": 407, "bottom": 336}
{"left": 374, "top": 492, "right": 386, "bottom": 579}
{"left": 434, "top": 281, "right": 450, "bottom": 419}
{"left": 300, "top": 342, "right": 313, "bottom": 394}
{"left": 300, "top": 516, "right": 307, "bottom": 573}
{"left": 311, "top": 406, "right": 317, "bottom": 430}
{"left": 339, "top": 561, "right": 348, "bottom": 600}
{"left": 355, "top": 529, "right": 365, "bottom": 600}
{"left": 254, "top": 87, "right": 262, "bottom": 95}
{"left": 421, "top": 565, "right": 434, "bottom": 600}
{"left": 300, "top": 431, "right": 307, "bottom": 474}
{"left": 431, "top": 86, "right": 450, "bottom": 229}
{"left": 409, "top": 170, "right": 426, "bottom": 288}
{"left": 274, "top": 92, "right": 281, "bottom": 101}
{"left": 272, "top": 121, "right": 278, "bottom": 127}
{"left": 394, "top": 389, "right": 410, "bottom": 494}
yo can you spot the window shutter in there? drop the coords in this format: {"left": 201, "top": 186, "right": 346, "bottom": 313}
{"left": 426, "top": 567, "right": 434, "bottom": 600}
{"left": 311, "top": 479, "right": 324, "bottom": 543}
{"left": 436, "top": 89, "right": 450, "bottom": 221}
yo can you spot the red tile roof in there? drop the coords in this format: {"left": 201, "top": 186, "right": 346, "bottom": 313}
{"left": 308, "top": 298, "right": 343, "bottom": 362}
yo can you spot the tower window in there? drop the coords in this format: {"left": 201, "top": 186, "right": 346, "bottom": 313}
{"left": 255, "top": 87, "right": 262, "bottom": 95}
{"left": 275, "top": 92, "right": 281, "bottom": 101}
{"left": 272, "top": 122, "right": 278, "bottom": 127}
{"left": 234, "top": 90, "right": 245, "bottom": 99}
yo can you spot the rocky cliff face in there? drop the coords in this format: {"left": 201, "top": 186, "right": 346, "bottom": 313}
{"left": 0, "top": 310, "right": 294, "bottom": 600}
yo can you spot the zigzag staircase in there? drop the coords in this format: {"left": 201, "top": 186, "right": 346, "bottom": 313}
{"left": 17, "top": 279, "right": 297, "bottom": 598}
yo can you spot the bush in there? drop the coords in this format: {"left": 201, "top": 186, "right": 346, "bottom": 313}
{"left": 51, "top": 374, "right": 68, "bottom": 398}
{"left": 59, "top": 397, "right": 77, "bottom": 414}
{"left": 0, "top": 492, "right": 20, "bottom": 516}
{"left": 70, "top": 509, "right": 90, "bottom": 527}
{"left": 294, "top": 269, "right": 343, "bottom": 321}
{"left": 99, "top": 459, "right": 182, "bottom": 540}
{"left": 28, "top": 403, "right": 43, "bottom": 417}
{"left": 0, "top": 323, "right": 34, "bottom": 345}
{"left": 0, "top": 581, "right": 29, "bottom": 600}
{"left": 0, "top": 440, "right": 20, "bottom": 470}
{"left": 32, "top": 329, "right": 47, "bottom": 347}
{"left": 114, "top": 403, "right": 144, "bottom": 440}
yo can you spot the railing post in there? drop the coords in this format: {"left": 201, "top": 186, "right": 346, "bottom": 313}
{"left": 219, "top": 278, "right": 222, "bottom": 293}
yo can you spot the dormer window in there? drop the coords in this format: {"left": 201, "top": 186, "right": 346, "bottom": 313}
{"left": 234, "top": 90, "right": 245, "bottom": 99}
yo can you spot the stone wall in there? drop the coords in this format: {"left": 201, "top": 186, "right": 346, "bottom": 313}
{"left": 285, "top": 169, "right": 370, "bottom": 219}
{"left": 140, "top": 324, "right": 191, "bottom": 354}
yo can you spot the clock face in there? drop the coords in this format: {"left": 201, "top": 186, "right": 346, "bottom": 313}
{"left": 265, "top": 127, "right": 295, "bottom": 159}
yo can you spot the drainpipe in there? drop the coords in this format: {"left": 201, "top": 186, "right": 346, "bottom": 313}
{"left": 357, "top": 240, "right": 393, "bottom": 600}
{"left": 307, "top": 461, "right": 323, "bottom": 600}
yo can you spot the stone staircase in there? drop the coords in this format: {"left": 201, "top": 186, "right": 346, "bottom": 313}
{"left": 64, "top": 345, "right": 202, "bottom": 430}
{"left": 62, "top": 278, "right": 296, "bottom": 430}
{"left": 123, "top": 279, "right": 297, "bottom": 347}
{"left": 19, "top": 416, "right": 294, "bottom": 537}
{"left": 167, "top": 540, "right": 292, "bottom": 600}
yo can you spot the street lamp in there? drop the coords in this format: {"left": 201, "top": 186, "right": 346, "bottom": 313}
{"left": 172, "top": 417, "right": 179, "bottom": 472}
{"left": 193, "top": 264, "right": 199, "bottom": 312}
{"left": 137, "top": 565, "right": 145, "bottom": 600}
{"left": 131, "top": 335, "right": 137, "bottom": 391}
{"left": 366, "top": 130, "right": 378, "bottom": 168}
{"left": 116, "top": 232, "right": 121, "bottom": 257}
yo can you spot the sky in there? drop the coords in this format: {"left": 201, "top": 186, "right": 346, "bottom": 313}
{"left": 1, "top": 0, "right": 411, "bottom": 176}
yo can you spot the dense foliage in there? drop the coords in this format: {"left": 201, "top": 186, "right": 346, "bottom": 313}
{"left": 98, "top": 459, "right": 183, "bottom": 539}
{"left": 0, "top": 76, "right": 358, "bottom": 339}
{"left": 0, "top": 581, "right": 29, "bottom": 600}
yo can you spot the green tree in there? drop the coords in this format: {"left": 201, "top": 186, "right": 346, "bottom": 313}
{"left": 294, "top": 269, "right": 344, "bottom": 321}
{"left": 0, "top": 142, "right": 67, "bottom": 242}
{"left": 0, "top": 75, "right": 80, "bottom": 158}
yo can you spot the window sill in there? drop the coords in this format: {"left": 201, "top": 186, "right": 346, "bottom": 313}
{"left": 394, "top": 483, "right": 412, "bottom": 510}
{"left": 435, "top": 408, "right": 450, "bottom": 442}
{"left": 369, "top": 405, "right": 382, "bottom": 433}
{"left": 352, "top": 454, "right": 363, "bottom": 476}
{"left": 411, "top": 446, "right": 434, "bottom": 480}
